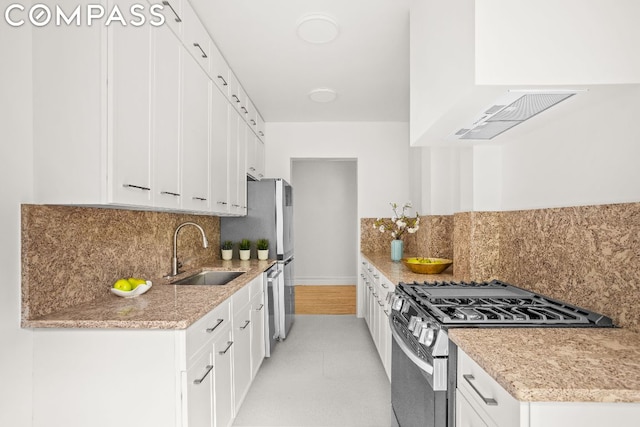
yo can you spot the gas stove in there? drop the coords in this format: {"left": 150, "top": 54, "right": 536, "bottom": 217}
{"left": 389, "top": 279, "right": 615, "bottom": 427}
{"left": 390, "top": 279, "right": 614, "bottom": 358}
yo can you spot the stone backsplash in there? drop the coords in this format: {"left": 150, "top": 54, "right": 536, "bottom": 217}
{"left": 362, "top": 202, "right": 640, "bottom": 332}
{"left": 21, "top": 205, "right": 221, "bottom": 321}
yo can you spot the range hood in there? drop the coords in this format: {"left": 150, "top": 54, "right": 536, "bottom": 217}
{"left": 452, "top": 90, "right": 578, "bottom": 140}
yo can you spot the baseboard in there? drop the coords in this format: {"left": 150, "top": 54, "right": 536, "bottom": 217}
{"left": 294, "top": 285, "right": 356, "bottom": 315}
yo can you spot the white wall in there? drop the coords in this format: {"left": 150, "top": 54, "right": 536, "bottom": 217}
{"left": 265, "top": 122, "right": 412, "bottom": 218}
{"left": 291, "top": 159, "right": 357, "bottom": 284}
{"left": 499, "top": 84, "right": 640, "bottom": 210}
{"left": 0, "top": 22, "right": 34, "bottom": 427}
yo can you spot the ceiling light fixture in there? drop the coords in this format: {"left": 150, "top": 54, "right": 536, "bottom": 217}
{"left": 308, "top": 88, "right": 338, "bottom": 103}
{"left": 296, "top": 14, "right": 339, "bottom": 44}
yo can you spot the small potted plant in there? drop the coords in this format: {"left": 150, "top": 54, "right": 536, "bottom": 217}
{"left": 221, "top": 240, "right": 233, "bottom": 261}
{"left": 256, "top": 238, "right": 269, "bottom": 260}
{"left": 238, "top": 239, "right": 251, "bottom": 261}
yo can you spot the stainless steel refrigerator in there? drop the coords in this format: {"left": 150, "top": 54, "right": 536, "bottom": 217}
{"left": 221, "top": 178, "right": 294, "bottom": 355}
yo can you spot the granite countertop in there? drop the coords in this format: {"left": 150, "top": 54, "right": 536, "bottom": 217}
{"left": 363, "top": 251, "right": 640, "bottom": 404}
{"left": 361, "top": 252, "right": 455, "bottom": 283}
{"left": 450, "top": 328, "right": 640, "bottom": 403}
{"left": 24, "top": 259, "right": 276, "bottom": 330}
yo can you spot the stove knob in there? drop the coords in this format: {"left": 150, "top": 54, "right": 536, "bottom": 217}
{"left": 408, "top": 316, "right": 422, "bottom": 332}
{"left": 391, "top": 295, "right": 404, "bottom": 311}
{"left": 413, "top": 321, "right": 427, "bottom": 337}
{"left": 418, "top": 326, "right": 436, "bottom": 347}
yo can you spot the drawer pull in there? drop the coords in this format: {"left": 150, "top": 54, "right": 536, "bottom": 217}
{"left": 232, "top": 94, "right": 240, "bottom": 103}
{"left": 193, "top": 43, "right": 208, "bottom": 58}
{"left": 256, "top": 304, "right": 264, "bottom": 311}
{"left": 192, "top": 196, "right": 207, "bottom": 201}
{"left": 241, "top": 106, "right": 248, "bottom": 114}
{"left": 193, "top": 365, "right": 213, "bottom": 385}
{"left": 217, "top": 201, "right": 228, "bottom": 205}
{"left": 258, "top": 131, "right": 264, "bottom": 137}
{"left": 463, "top": 374, "right": 498, "bottom": 406}
{"left": 160, "top": 191, "right": 180, "bottom": 197}
{"left": 250, "top": 119, "right": 256, "bottom": 126}
{"left": 217, "top": 75, "right": 228, "bottom": 86}
{"left": 123, "top": 183, "right": 150, "bottom": 191}
{"left": 219, "top": 341, "right": 233, "bottom": 355}
{"left": 381, "top": 283, "right": 388, "bottom": 289}
{"left": 240, "top": 320, "right": 251, "bottom": 330}
{"left": 206, "top": 318, "right": 224, "bottom": 333}
{"left": 161, "top": 1, "right": 181, "bottom": 22}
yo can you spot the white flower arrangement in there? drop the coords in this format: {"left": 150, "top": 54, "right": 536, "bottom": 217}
{"left": 373, "top": 202, "right": 420, "bottom": 240}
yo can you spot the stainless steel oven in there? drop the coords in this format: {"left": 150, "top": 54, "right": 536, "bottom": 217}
{"left": 389, "top": 279, "right": 614, "bottom": 427}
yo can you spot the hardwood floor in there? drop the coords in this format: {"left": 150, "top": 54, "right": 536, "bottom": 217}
{"left": 294, "top": 285, "right": 356, "bottom": 314}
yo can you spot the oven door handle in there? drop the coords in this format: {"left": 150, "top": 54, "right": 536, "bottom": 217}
{"left": 390, "top": 322, "right": 434, "bottom": 376}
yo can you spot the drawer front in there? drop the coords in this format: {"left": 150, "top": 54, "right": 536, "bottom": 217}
{"left": 186, "top": 299, "right": 231, "bottom": 358}
{"left": 249, "top": 275, "right": 263, "bottom": 299}
{"left": 234, "top": 279, "right": 251, "bottom": 308}
{"left": 458, "top": 349, "right": 520, "bottom": 427}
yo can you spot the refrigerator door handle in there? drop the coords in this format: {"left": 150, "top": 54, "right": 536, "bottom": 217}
{"left": 283, "top": 256, "right": 294, "bottom": 266}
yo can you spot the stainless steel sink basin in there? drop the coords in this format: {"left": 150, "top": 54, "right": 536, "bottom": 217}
{"left": 171, "top": 271, "right": 244, "bottom": 286}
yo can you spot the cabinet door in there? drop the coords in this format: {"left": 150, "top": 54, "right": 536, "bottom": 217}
{"left": 108, "top": 16, "right": 153, "bottom": 206}
{"left": 237, "top": 122, "right": 248, "bottom": 215}
{"left": 233, "top": 303, "right": 252, "bottom": 413}
{"left": 211, "top": 86, "right": 229, "bottom": 214}
{"left": 185, "top": 349, "right": 214, "bottom": 427}
{"left": 152, "top": 24, "right": 182, "bottom": 209}
{"left": 250, "top": 292, "right": 266, "bottom": 376}
{"left": 213, "top": 327, "right": 234, "bottom": 427}
{"left": 181, "top": 54, "right": 211, "bottom": 212}
{"left": 227, "top": 108, "right": 240, "bottom": 214}
{"left": 456, "top": 389, "right": 490, "bottom": 427}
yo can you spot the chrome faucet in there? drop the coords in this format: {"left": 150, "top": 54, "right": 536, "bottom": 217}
{"left": 171, "top": 222, "right": 209, "bottom": 276}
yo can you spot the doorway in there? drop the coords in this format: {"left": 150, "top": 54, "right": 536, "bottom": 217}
{"left": 290, "top": 159, "right": 358, "bottom": 314}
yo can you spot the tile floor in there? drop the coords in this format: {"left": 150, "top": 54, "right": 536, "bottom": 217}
{"left": 233, "top": 315, "right": 391, "bottom": 427}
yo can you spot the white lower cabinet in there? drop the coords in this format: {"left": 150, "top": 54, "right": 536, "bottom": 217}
{"left": 456, "top": 348, "right": 640, "bottom": 427}
{"left": 212, "top": 325, "right": 234, "bottom": 427}
{"left": 32, "top": 275, "right": 268, "bottom": 427}
{"left": 186, "top": 347, "right": 215, "bottom": 427}
{"left": 360, "top": 255, "right": 394, "bottom": 380}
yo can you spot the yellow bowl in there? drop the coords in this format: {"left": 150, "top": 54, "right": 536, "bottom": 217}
{"left": 402, "top": 257, "right": 453, "bottom": 274}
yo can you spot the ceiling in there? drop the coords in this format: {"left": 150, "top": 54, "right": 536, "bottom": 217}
{"left": 190, "top": 0, "right": 410, "bottom": 123}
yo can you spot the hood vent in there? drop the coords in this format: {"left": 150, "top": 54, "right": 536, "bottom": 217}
{"left": 455, "top": 91, "right": 577, "bottom": 140}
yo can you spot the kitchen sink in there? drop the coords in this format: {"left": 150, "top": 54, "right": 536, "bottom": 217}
{"left": 171, "top": 271, "right": 244, "bottom": 286}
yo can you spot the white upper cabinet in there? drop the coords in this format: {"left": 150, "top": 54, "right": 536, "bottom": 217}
{"left": 152, "top": 24, "right": 182, "bottom": 210}
{"left": 108, "top": 20, "right": 153, "bottom": 207}
{"left": 32, "top": 0, "right": 264, "bottom": 216}
{"left": 211, "top": 86, "right": 230, "bottom": 214}
{"left": 181, "top": 0, "right": 211, "bottom": 75}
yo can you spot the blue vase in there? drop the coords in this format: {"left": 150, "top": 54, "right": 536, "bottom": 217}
{"left": 391, "top": 239, "right": 404, "bottom": 262}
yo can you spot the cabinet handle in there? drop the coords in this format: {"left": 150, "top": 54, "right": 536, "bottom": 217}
{"left": 192, "top": 196, "right": 207, "bottom": 201}
{"left": 161, "top": 191, "right": 180, "bottom": 197}
{"left": 193, "top": 365, "right": 213, "bottom": 385}
{"left": 250, "top": 119, "right": 256, "bottom": 126}
{"left": 377, "top": 301, "right": 384, "bottom": 307}
{"left": 463, "top": 374, "right": 498, "bottom": 406}
{"left": 193, "top": 43, "right": 207, "bottom": 58}
{"left": 258, "top": 174, "right": 264, "bottom": 178}
{"left": 206, "top": 318, "right": 224, "bottom": 333}
{"left": 217, "top": 201, "right": 228, "bottom": 205}
{"left": 256, "top": 304, "right": 264, "bottom": 311}
{"left": 219, "top": 341, "right": 233, "bottom": 355}
{"left": 241, "top": 106, "right": 248, "bottom": 114}
{"left": 249, "top": 167, "right": 256, "bottom": 172}
{"left": 258, "top": 131, "right": 264, "bottom": 137}
{"left": 232, "top": 204, "right": 240, "bottom": 208}
{"left": 373, "top": 274, "right": 379, "bottom": 279}
{"left": 217, "top": 75, "right": 228, "bottom": 86}
{"left": 240, "top": 320, "right": 251, "bottom": 330}
{"left": 232, "top": 95, "right": 240, "bottom": 103}
{"left": 161, "top": 1, "right": 181, "bottom": 22}
{"left": 381, "top": 283, "right": 388, "bottom": 289}
{"left": 123, "top": 184, "right": 150, "bottom": 191}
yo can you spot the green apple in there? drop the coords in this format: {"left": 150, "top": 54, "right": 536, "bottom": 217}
{"left": 128, "top": 277, "right": 146, "bottom": 290}
{"left": 113, "top": 278, "right": 132, "bottom": 292}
